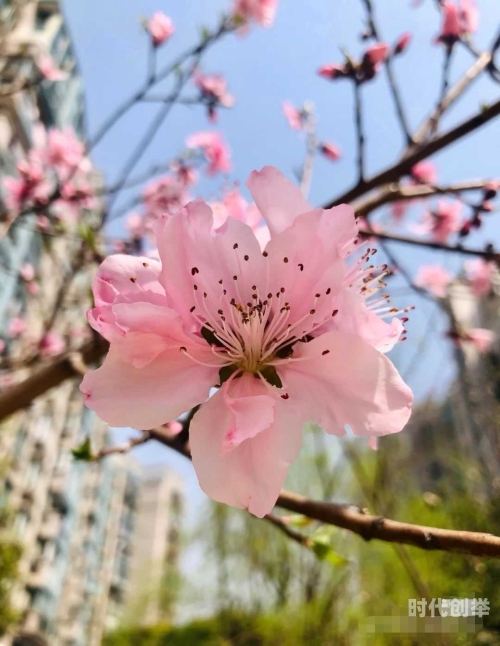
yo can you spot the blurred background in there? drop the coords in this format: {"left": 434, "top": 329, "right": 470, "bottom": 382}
{"left": 0, "top": 0, "right": 500, "bottom": 644}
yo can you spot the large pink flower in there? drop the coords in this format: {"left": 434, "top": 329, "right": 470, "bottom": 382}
{"left": 81, "top": 167, "right": 412, "bottom": 517}
{"left": 186, "top": 132, "right": 232, "bottom": 175}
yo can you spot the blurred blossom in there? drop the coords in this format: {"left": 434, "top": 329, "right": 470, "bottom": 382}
{"left": 195, "top": 70, "right": 235, "bottom": 122}
{"left": 462, "top": 328, "right": 495, "bottom": 353}
{"left": 40, "top": 332, "right": 66, "bottom": 357}
{"left": 419, "top": 200, "right": 462, "bottom": 242}
{"left": 436, "top": 0, "right": 478, "bottom": 46}
{"left": 171, "top": 161, "right": 198, "bottom": 187}
{"left": 415, "top": 265, "right": 453, "bottom": 298}
{"left": 37, "top": 55, "right": 68, "bottom": 81}
{"left": 320, "top": 142, "right": 342, "bottom": 161}
{"left": 232, "top": 0, "right": 278, "bottom": 28}
{"left": 364, "top": 42, "right": 390, "bottom": 68}
{"left": 210, "top": 187, "right": 262, "bottom": 231}
{"left": 410, "top": 161, "right": 438, "bottom": 185}
{"left": 7, "top": 317, "right": 26, "bottom": 338}
{"left": 148, "top": 12, "right": 175, "bottom": 47}
{"left": 464, "top": 259, "right": 496, "bottom": 297}
{"left": 186, "top": 131, "right": 232, "bottom": 175}
{"left": 20, "top": 263, "right": 35, "bottom": 282}
{"left": 282, "top": 102, "right": 303, "bottom": 130}
{"left": 143, "top": 175, "right": 189, "bottom": 220}
{"left": 394, "top": 32, "right": 412, "bottom": 55}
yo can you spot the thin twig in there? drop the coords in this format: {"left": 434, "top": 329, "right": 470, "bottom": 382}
{"left": 324, "top": 97, "right": 500, "bottom": 207}
{"left": 360, "top": 0, "right": 413, "bottom": 143}
{"left": 354, "top": 81, "right": 365, "bottom": 185}
{"left": 93, "top": 430, "right": 151, "bottom": 460}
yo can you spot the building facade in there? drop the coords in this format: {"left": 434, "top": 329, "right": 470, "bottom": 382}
{"left": 0, "top": 3, "right": 184, "bottom": 645}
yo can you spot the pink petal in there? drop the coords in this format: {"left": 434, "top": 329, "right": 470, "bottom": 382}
{"left": 278, "top": 331, "right": 412, "bottom": 438}
{"left": 81, "top": 345, "right": 217, "bottom": 430}
{"left": 154, "top": 199, "right": 266, "bottom": 328}
{"left": 246, "top": 166, "right": 312, "bottom": 237}
{"left": 190, "top": 376, "right": 303, "bottom": 517}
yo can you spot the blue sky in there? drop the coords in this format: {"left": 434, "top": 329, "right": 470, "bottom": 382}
{"left": 63, "top": 0, "right": 500, "bottom": 577}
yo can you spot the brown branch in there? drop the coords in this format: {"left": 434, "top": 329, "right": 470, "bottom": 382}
{"left": 300, "top": 105, "right": 317, "bottom": 199}
{"left": 263, "top": 514, "right": 311, "bottom": 549}
{"left": 324, "top": 97, "right": 500, "bottom": 208}
{"left": 141, "top": 430, "right": 500, "bottom": 559}
{"left": 276, "top": 490, "right": 500, "bottom": 558}
{"left": 412, "top": 52, "right": 492, "bottom": 144}
{"left": 0, "top": 337, "right": 108, "bottom": 423}
{"left": 354, "top": 179, "right": 490, "bottom": 217}
{"left": 358, "top": 227, "right": 500, "bottom": 261}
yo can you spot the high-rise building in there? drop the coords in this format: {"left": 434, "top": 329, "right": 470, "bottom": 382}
{"left": 0, "top": 3, "right": 184, "bottom": 645}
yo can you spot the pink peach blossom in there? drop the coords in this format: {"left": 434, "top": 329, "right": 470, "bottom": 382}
{"left": 233, "top": 0, "right": 278, "bottom": 28}
{"left": 436, "top": 0, "right": 478, "bottom": 44}
{"left": 320, "top": 142, "right": 342, "bottom": 161}
{"left": 148, "top": 12, "right": 175, "bottom": 47}
{"left": 415, "top": 265, "right": 453, "bottom": 298}
{"left": 195, "top": 71, "right": 235, "bottom": 121}
{"left": 364, "top": 43, "right": 390, "bottom": 67}
{"left": 7, "top": 317, "right": 26, "bottom": 338}
{"left": 282, "top": 102, "right": 303, "bottom": 130}
{"left": 81, "top": 166, "right": 412, "bottom": 517}
{"left": 317, "top": 64, "right": 347, "bottom": 80}
{"left": 186, "top": 131, "right": 231, "bottom": 175}
{"left": 37, "top": 55, "right": 68, "bottom": 81}
{"left": 143, "top": 176, "right": 189, "bottom": 220}
{"left": 394, "top": 32, "right": 412, "bottom": 55}
{"left": 420, "top": 200, "right": 462, "bottom": 243}
{"left": 462, "top": 328, "right": 495, "bottom": 353}
{"left": 410, "top": 161, "right": 438, "bottom": 185}
{"left": 40, "top": 332, "right": 66, "bottom": 357}
{"left": 211, "top": 188, "right": 263, "bottom": 231}
{"left": 464, "top": 259, "right": 495, "bottom": 297}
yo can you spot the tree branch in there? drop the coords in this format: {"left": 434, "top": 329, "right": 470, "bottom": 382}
{"left": 276, "top": 490, "right": 500, "bottom": 558}
{"left": 324, "top": 98, "right": 500, "bottom": 207}
{"left": 138, "top": 430, "right": 500, "bottom": 559}
{"left": 358, "top": 227, "right": 500, "bottom": 261}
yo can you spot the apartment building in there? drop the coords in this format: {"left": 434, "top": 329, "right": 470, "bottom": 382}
{"left": 0, "top": 3, "right": 184, "bottom": 645}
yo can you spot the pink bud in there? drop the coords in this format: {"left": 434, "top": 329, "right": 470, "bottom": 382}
{"left": 317, "top": 64, "right": 346, "bottom": 80}
{"left": 394, "top": 32, "right": 412, "bottom": 55}
{"left": 148, "top": 12, "right": 175, "bottom": 47}
{"left": 320, "top": 142, "right": 342, "bottom": 161}
{"left": 364, "top": 42, "right": 390, "bottom": 67}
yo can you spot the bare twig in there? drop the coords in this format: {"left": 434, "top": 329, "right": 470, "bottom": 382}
{"left": 93, "top": 430, "right": 151, "bottom": 460}
{"left": 360, "top": 0, "right": 413, "bottom": 143}
{"left": 264, "top": 514, "right": 311, "bottom": 549}
{"left": 300, "top": 106, "right": 317, "bottom": 198}
{"left": 354, "top": 81, "right": 366, "bottom": 185}
{"left": 358, "top": 227, "right": 500, "bottom": 262}
{"left": 142, "top": 431, "right": 500, "bottom": 559}
{"left": 324, "top": 97, "right": 500, "bottom": 207}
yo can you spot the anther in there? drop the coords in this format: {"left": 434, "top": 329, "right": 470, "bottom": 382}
{"left": 142, "top": 262, "right": 149, "bottom": 267}
{"left": 332, "top": 309, "right": 338, "bottom": 317}
{"left": 326, "top": 288, "right": 331, "bottom": 295}
{"left": 322, "top": 350, "right": 330, "bottom": 356}
{"left": 130, "top": 277, "right": 137, "bottom": 283}
{"left": 263, "top": 251, "right": 268, "bottom": 257}
{"left": 298, "top": 263, "right": 304, "bottom": 271}
{"left": 310, "top": 309, "right": 316, "bottom": 315}
{"left": 281, "top": 394, "right": 289, "bottom": 400}
{"left": 233, "top": 243, "right": 238, "bottom": 249}
{"left": 191, "top": 267, "right": 199, "bottom": 275}
{"left": 190, "top": 306, "right": 196, "bottom": 313}
{"left": 283, "top": 257, "right": 289, "bottom": 263}
{"left": 244, "top": 255, "right": 249, "bottom": 261}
